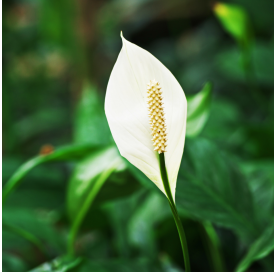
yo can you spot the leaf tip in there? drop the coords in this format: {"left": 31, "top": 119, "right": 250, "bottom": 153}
{"left": 213, "top": 2, "right": 228, "bottom": 15}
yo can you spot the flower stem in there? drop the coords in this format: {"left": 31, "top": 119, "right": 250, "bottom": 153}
{"left": 67, "top": 159, "right": 120, "bottom": 256}
{"left": 159, "top": 153, "right": 191, "bottom": 272}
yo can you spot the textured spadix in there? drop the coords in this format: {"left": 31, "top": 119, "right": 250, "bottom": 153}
{"left": 147, "top": 79, "right": 167, "bottom": 154}
{"left": 105, "top": 33, "right": 187, "bottom": 200}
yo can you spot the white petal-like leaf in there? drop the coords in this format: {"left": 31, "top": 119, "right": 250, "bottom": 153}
{"left": 105, "top": 33, "right": 187, "bottom": 199}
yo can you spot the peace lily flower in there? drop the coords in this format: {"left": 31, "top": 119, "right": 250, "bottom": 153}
{"left": 105, "top": 33, "right": 187, "bottom": 202}
{"left": 105, "top": 33, "right": 191, "bottom": 271}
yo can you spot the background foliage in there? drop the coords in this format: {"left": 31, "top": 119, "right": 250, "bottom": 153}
{"left": 2, "top": 0, "right": 273, "bottom": 271}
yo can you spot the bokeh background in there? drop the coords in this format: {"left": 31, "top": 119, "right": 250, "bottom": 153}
{"left": 2, "top": 0, "right": 273, "bottom": 271}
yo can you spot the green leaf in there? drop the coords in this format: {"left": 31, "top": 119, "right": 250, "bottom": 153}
{"left": 214, "top": 3, "right": 252, "bottom": 48}
{"left": 186, "top": 82, "right": 212, "bottom": 138}
{"left": 235, "top": 223, "right": 274, "bottom": 272}
{"left": 3, "top": 144, "right": 99, "bottom": 203}
{"left": 74, "top": 83, "right": 111, "bottom": 145}
{"left": 176, "top": 138, "right": 259, "bottom": 241}
{"left": 29, "top": 256, "right": 82, "bottom": 272}
{"left": 241, "top": 161, "right": 273, "bottom": 229}
{"left": 66, "top": 146, "right": 125, "bottom": 220}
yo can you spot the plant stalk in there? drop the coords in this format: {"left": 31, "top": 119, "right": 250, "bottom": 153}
{"left": 202, "top": 221, "right": 226, "bottom": 272}
{"left": 159, "top": 153, "right": 191, "bottom": 272}
{"left": 67, "top": 159, "right": 120, "bottom": 256}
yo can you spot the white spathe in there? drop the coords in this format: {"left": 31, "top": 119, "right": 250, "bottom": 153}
{"left": 105, "top": 33, "right": 187, "bottom": 201}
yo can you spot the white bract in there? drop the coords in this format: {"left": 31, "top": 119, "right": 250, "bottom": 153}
{"left": 105, "top": 33, "right": 187, "bottom": 200}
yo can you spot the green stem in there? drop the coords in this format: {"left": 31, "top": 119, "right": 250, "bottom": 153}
{"left": 159, "top": 153, "right": 191, "bottom": 272}
{"left": 67, "top": 159, "right": 120, "bottom": 256}
{"left": 202, "top": 221, "right": 226, "bottom": 272}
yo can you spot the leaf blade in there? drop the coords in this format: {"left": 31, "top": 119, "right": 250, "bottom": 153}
{"left": 235, "top": 223, "right": 274, "bottom": 272}
{"left": 3, "top": 144, "right": 100, "bottom": 204}
{"left": 176, "top": 138, "right": 259, "bottom": 241}
{"left": 186, "top": 82, "right": 212, "bottom": 138}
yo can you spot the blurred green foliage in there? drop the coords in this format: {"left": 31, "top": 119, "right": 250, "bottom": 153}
{"left": 3, "top": 0, "right": 273, "bottom": 271}
{"left": 214, "top": 3, "right": 252, "bottom": 49}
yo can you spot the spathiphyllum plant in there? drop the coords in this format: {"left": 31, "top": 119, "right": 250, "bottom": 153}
{"left": 105, "top": 32, "right": 190, "bottom": 271}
